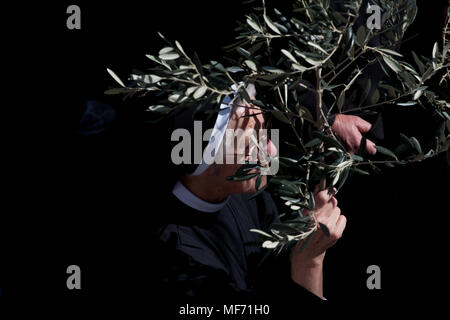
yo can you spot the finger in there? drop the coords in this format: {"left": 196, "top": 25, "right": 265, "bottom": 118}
{"left": 316, "top": 189, "right": 333, "bottom": 207}
{"left": 334, "top": 215, "right": 347, "bottom": 240}
{"left": 318, "top": 205, "right": 340, "bottom": 226}
{"left": 329, "top": 206, "right": 341, "bottom": 226}
{"left": 331, "top": 196, "right": 338, "bottom": 208}
{"left": 355, "top": 117, "right": 372, "bottom": 133}
{"left": 349, "top": 129, "right": 363, "bottom": 154}
{"left": 366, "top": 139, "right": 377, "bottom": 155}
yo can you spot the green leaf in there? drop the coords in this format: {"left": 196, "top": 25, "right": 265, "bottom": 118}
{"left": 350, "top": 168, "right": 370, "bottom": 175}
{"left": 296, "top": 231, "right": 315, "bottom": 254}
{"left": 319, "top": 223, "right": 330, "bottom": 237}
{"left": 148, "top": 105, "right": 170, "bottom": 113}
{"left": 227, "top": 66, "right": 245, "bottom": 73}
{"left": 356, "top": 25, "right": 366, "bottom": 46}
{"left": 305, "top": 138, "right": 322, "bottom": 148}
{"left": 351, "top": 154, "right": 364, "bottom": 162}
{"left": 168, "top": 93, "right": 183, "bottom": 103}
{"left": 193, "top": 86, "right": 208, "bottom": 99}
{"left": 382, "top": 55, "right": 402, "bottom": 73}
{"left": 251, "top": 99, "right": 266, "bottom": 107}
{"left": 262, "top": 240, "right": 279, "bottom": 249}
{"left": 250, "top": 229, "right": 274, "bottom": 239}
{"left": 400, "top": 133, "right": 414, "bottom": 149}
{"left": 233, "top": 163, "right": 259, "bottom": 177}
{"left": 175, "top": 40, "right": 187, "bottom": 56}
{"left": 295, "top": 50, "right": 322, "bottom": 66}
{"left": 262, "top": 66, "right": 285, "bottom": 73}
{"left": 432, "top": 42, "right": 439, "bottom": 60}
{"left": 312, "top": 132, "right": 346, "bottom": 151}
{"left": 106, "top": 68, "right": 125, "bottom": 87}
{"left": 271, "top": 110, "right": 291, "bottom": 124}
{"left": 271, "top": 223, "right": 303, "bottom": 235}
{"left": 397, "top": 101, "right": 418, "bottom": 106}
{"left": 377, "top": 48, "right": 403, "bottom": 57}
{"left": 413, "top": 89, "right": 423, "bottom": 100}
{"left": 411, "top": 51, "right": 425, "bottom": 75}
{"left": 281, "top": 49, "right": 299, "bottom": 64}
{"left": 263, "top": 14, "right": 281, "bottom": 35}
{"left": 236, "top": 47, "right": 252, "bottom": 58}
{"left": 307, "top": 41, "right": 328, "bottom": 54}
{"left": 307, "top": 191, "right": 315, "bottom": 210}
{"left": 244, "top": 59, "right": 258, "bottom": 72}
{"left": 247, "top": 16, "right": 263, "bottom": 32}
{"left": 410, "top": 137, "right": 422, "bottom": 154}
{"left": 292, "top": 64, "right": 308, "bottom": 72}
{"left": 337, "top": 92, "right": 345, "bottom": 111}
{"left": 335, "top": 167, "right": 350, "bottom": 191}
{"left": 227, "top": 172, "right": 259, "bottom": 181}
{"left": 374, "top": 145, "right": 398, "bottom": 160}
{"left": 255, "top": 175, "right": 262, "bottom": 191}
{"left": 249, "top": 181, "right": 268, "bottom": 200}
{"left": 104, "top": 88, "right": 129, "bottom": 95}
{"left": 159, "top": 53, "right": 180, "bottom": 60}
{"left": 159, "top": 47, "right": 174, "bottom": 55}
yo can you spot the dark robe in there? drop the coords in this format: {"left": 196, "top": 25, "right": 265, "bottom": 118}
{"left": 150, "top": 191, "right": 324, "bottom": 317}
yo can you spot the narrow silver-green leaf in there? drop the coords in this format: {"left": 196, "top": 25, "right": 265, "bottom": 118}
{"left": 382, "top": 55, "right": 402, "bottom": 73}
{"left": 374, "top": 145, "right": 398, "bottom": 160}
{"left": 397, "top": 101, "right": 418, "bottom": 106}
{"left": 281, "top": 49, "right": 298, "bottom": 64}
{"left": 175, "top": 40, "right": 187, "bottom": 56}
{"left": 159, "top": 53, "right": 180, "bottom": 60}
{"left": 410, "top": 137, "right": 422, "bottom": 154}
{"left": 262, "top": 66, "right": 285, "bottom": 73}
{"left": 263, "top": 14, "right": 281, "bottom": 35}
{"left": 247, "top": 17, "right": 263, "bottom": 32}
{"left": 432, "top": 42, "right": 439, "bottom": 60}
{"left": 106, "top": 68, "right": 125, "bottom": 87}
{"left": 159, "top": 47, "right": 174, "bottom": 55}
{"left": 411, "top": 51, "right": 425, "bottom": 75}
{"left": 193, "top": 86, "right": 208, "bottom": 99}
{"left": 377, "top": 48, "right": 403, "bottom": 57}
{"left": 244, "top": 60, "right": 258, "bottom": 72}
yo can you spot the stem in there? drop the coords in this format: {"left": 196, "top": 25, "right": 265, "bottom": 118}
{"left": 342, "top": 92, "right": 410, "bottom": 114}
{"left": 315, "top": 68, "right": 327, "bottom": 191}
{"left": 324, "top": 49, "right": 364, "bottom": 86}
{"left": 291, "top": 122, "right": 307, "bottom": 153}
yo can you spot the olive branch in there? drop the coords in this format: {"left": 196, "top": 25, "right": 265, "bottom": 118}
{"left": 106, "top": 0, "right": 449, "bottom": 252}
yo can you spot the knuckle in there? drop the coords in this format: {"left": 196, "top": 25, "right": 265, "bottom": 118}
{"left": 335, "top": 207, "right": 341, "bottom": 215}
{"left": 332, "top": 197, "right": 338, "bottom": 207}
{"left": 317, "top": 192, "right": 327, "bottom": 204}
{"left": 330, "top": 233, "right": 340, "bottom": 242}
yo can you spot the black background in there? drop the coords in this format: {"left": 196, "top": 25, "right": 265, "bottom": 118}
{"left": 1, "top": 0, "right": 449, "bottom": 315}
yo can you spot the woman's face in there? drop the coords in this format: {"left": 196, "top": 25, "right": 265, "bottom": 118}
{"left": 204, "top": 97, "right": 278, "bottom": 195}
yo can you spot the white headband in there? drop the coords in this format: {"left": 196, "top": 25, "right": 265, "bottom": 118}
{"left": 192, "top": 83, "right": 256, "bottom": 176}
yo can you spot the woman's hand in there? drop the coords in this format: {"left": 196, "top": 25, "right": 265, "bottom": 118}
{"left": 331, "top": 114, "right": 377, "bottom": 155}
{"left": 290, "top": 187, "right": 347, "bottom": 298}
